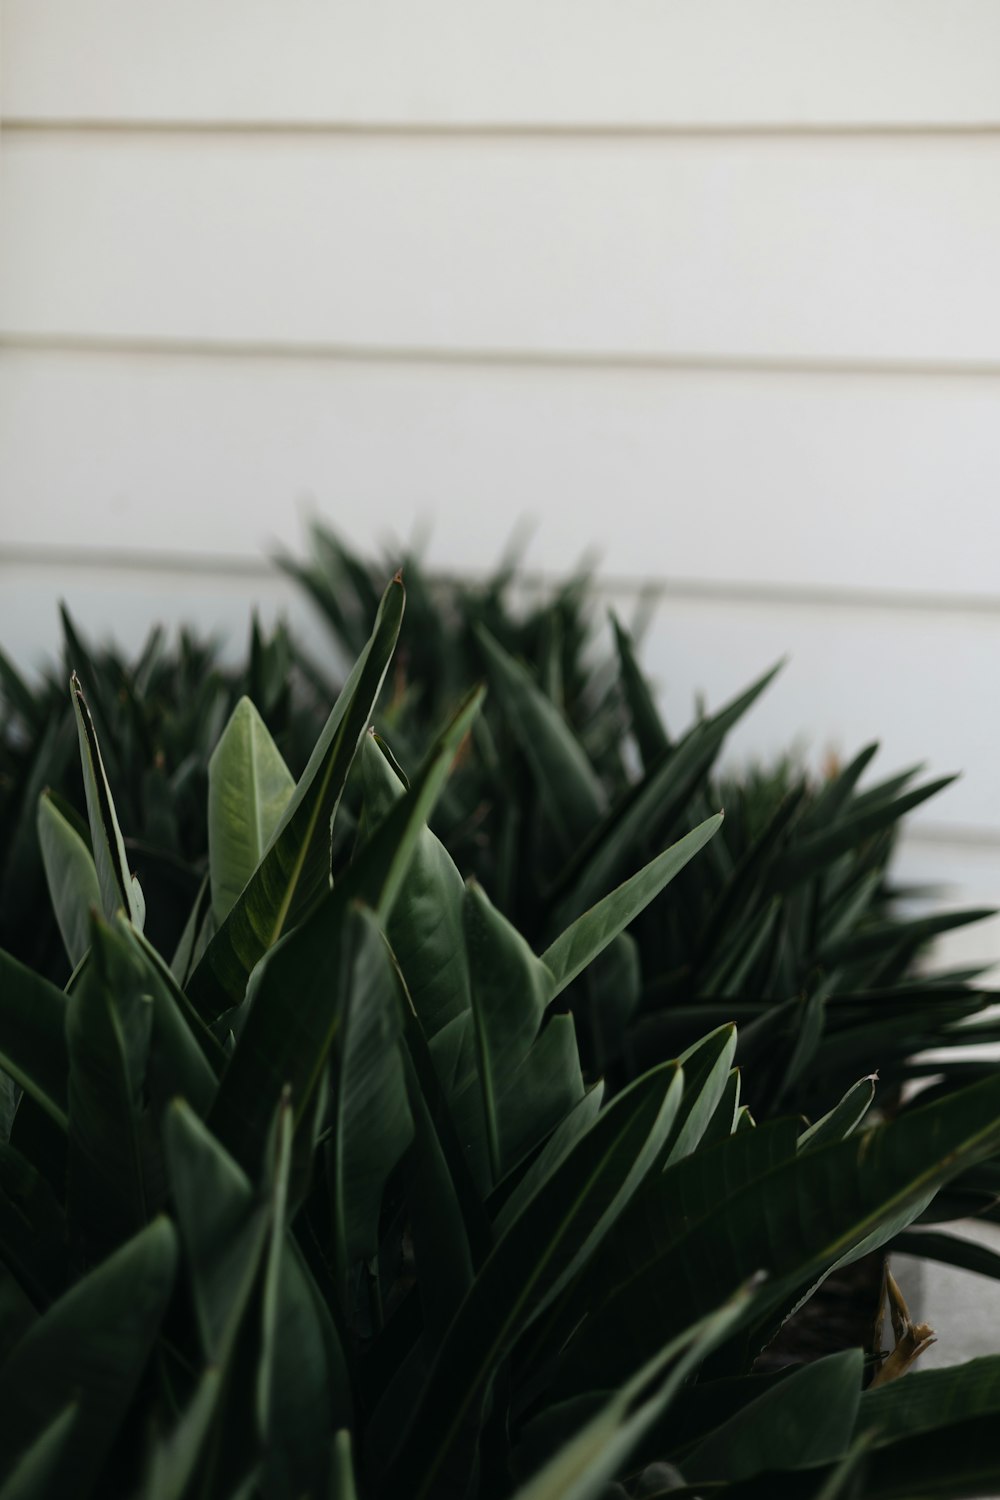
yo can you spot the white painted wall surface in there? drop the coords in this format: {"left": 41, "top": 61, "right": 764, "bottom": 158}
{"left": 2, "top": 2, "right": 1000, "bottom": 871}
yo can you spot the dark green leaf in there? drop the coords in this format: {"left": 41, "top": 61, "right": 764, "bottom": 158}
{"left": 0, "top": 1218, "right": 176, "bottom": 1497}
{"left": 475, "top": 624, "right": 607, "bottom": 853}
{"left": 510, "top": 1288, "right": 757, "bottom": 1500}
{"left": 70, "top": 675, "right": 145, "bottom": 929}
{"left": 684, "top": 1349, "right": 862, "bottom": 1482}
{"left": 541, "top": 814, "right": 723, "bottom": 998}
{"left": 384, "top": 1062, "right": 684, "bottom": 1499}
{"left": 66, "top": 916, "right": 154, "bottom": 1259}
{"left": 0, "top": 950, "right": 68, "bottom": 1131}
{"left": 328, "top": 906, "right": 413, "bottom": 1290}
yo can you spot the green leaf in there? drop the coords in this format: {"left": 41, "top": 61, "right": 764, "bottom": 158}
{"left": 209, "top": 687, "right": 484, "bottom": 1181}
{"left": 258, "top": 1100, "right": 351, "bottom": 1499}
{"left": 328, "top": 906, "right": 413, "bottom": 1291}
{"left": 0, "top": 644, "right": 42, "bottom": 732}
{"left": 494, "top": 1086, "right": 606, "bottom": 1235}
{"left": 510, "top": 1289, "right": 756, "bottom": 1500}
{"left": 475, "top": 623, "right": 607, "bottom": 853}
{"left": 163, "top": 1099, "right": 269, "bottom": 1363}
{"left": 0, "top": 1404, "right": 78, "bottom": 1500}
{"left": 137, "top": 1371, "right": 222, "bottom": 1500}
{"left": 551, "top": 663, "right": 781, "bottom": 926}
{"left": 383, "top": 1062, "right": 684, "bottom": 1500}
{"left": 70, "top": 674, "right": 145, "bottom": 930}
{"left": 684, "top": 1349, "right": 862, "bottom": 1483}
{"left": 664, "top": 1023, "right": 739, "bottom": 1167}
{"left": 821, "top": 907, "right": 993, "bottom": 966}
{"left": 188, "top": 576, "right": 404, "bottom": 1019}
{"left": 66, "top": 915, "right": 154, "bottom": 1260}
{"left": 36, "top": 792, "right": 101, "bottom": 970}
{"left": 797, "top": 742, "right": 880, "bottom": 836}
{"left": 558, "top": 1068, "right": 1000, "bottom": 1395}
{"left": 610, "top": 613, "right": 669, "bottom": 769}
{"left": 446, "top": 882, "right": 583, "bottom": 1189}
{"left": 169, "top": 874, "right": 211, "bottom": 986}
{"left": 541, "top": 814, "right": 724, "bottom": 997}
{"left": 329, "top": 1431, "right": 359, "bottom": 1500}
{"left": 207, "top": 697, "right": 295, "bottom": 925}
{"left": 129, "top": 925, "right": 224, "bottom": 1098}
{"left": 0, "top": 1218, "right": 176, "bottom": 1496}
{"left": 0, "top": 949, "right": 69, "bottom": 1131}
{"left": 360, "top": 733, "right": 470, "bottom": 1040}
{"left": 860, "top": 1354, "right": 1000, "bottom": 1450}
{"left": 400, "top": 1042, "right": 475, "bottom": 1344}
{"left": 0, "top": 715, "right": 75, "bottom": 944}
{"left": 798, "top": 1076, "right": 877, "bottom": 1152}
{"left": 701, "top": 1068, "right": 742, "bottom": 1148}
{"left": 0, "top": 1142, "right": 69, "bottom": 1308}
{"left": 894, "top": 1229, "right": 1000, "bottom": 1282}
{"left": 770, "top": 775, "right": 957, "bottom": 891}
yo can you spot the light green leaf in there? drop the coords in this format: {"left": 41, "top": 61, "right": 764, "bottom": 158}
{"left": 360, "top": 733, "right": 470, "bottom": 1040}
{"left": 330, "top": 1431, "right": 359, "bottom": 1500}
{"left": 37, "top": 793, "right": 101, "bottom": 970}
{"left": 207, "top": 697, "right": 295, "bottom": 925}
{"left": 664, "top": 1023, "right": 738, "bottom": 1167}
{"left": 798, "top": 1075, "right": 877, "bottom": 1152}
{"left": 188, "top": 576, "right": 404, "bottom": 1020}
{"left": 447, "top": 882, "right": 583, "bottom": 1189}
{"left": 210, "top": 687, "right": 484, "bottom": 1181}
{"left": 700, "top": 1067, "right": 743, "bottom": 1148}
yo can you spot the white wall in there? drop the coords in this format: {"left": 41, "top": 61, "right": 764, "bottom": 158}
{"left": 3, "top": 2, "right": 1000, "bottom": 942}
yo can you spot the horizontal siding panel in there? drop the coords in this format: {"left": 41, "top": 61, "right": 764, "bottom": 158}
{"left": 893, "top": 833, "right": 1000, "bottom": 983}
{"left": 3, "top": 133, "right": 1000, "bottom": 363}
{"left": 3, "top": 347, "right": 1000, "bottom": 596}
{"left": 640, "top": 594, "right": 1000, "bottom": 835}
{"left": 3, "top": 550, "right": 999, "bottom": 837}
{"left": 4, "top": 1, "right": 1000, "bottom": 128}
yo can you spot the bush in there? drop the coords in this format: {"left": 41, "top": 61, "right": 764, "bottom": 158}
{"left": 3, "top": 579, "right": 1000, "bottom": 1498}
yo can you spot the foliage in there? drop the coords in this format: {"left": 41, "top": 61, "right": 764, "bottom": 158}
{"left": 285, "top": 525, "right": 995, "bottom": 1123}
{"left": 2, "top": 580, "right": 1000, "bottom": 1498}
{"left": 0, "top": 610, "right": 323, "bottom": 982}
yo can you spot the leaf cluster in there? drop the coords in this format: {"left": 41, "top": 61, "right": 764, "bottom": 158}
{"left": 2, "top": 580, "right": 1000, "bottom": 1498}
